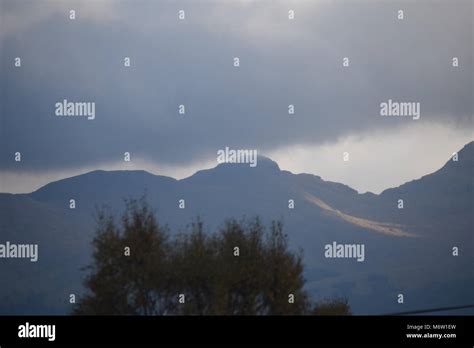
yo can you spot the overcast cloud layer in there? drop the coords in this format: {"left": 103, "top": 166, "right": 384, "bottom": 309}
{"left": 1, "top": 0, "right": 473, "bottom": 193}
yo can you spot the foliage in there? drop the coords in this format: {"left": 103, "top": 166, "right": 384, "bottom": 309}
{"left": 74, "top": 198, "right": 350, "bottom": 316}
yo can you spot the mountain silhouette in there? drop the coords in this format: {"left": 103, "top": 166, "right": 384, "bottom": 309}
{"left": 0, "top": 142, "right": 472, "bottom": 315}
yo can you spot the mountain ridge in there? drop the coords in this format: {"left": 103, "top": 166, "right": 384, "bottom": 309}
{"left": 26, "top": 140, "right": 473, "bottom": 198}
{"left": 0, "top": 142, "right": 472, "bottom": 315}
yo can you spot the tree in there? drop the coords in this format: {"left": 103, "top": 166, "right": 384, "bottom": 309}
{"left": 75, "top": 198, "right": 350, "bottom": 315}
{"left": 262, "top": 221, "right": 310, "bottom": 315}
{"left": 312, "top": 298, "right": 352, "bottom": 315}
{"left": 74, "top": 198, "right": 171, "bottom": 315}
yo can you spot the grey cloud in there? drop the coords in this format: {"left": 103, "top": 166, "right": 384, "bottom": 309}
{"left": 1, "top": 0, "right": 472, "bottom": 172}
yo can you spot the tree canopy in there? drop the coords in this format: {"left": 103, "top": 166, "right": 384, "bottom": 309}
{"left": 74, "top": 198, "right": 350, "bottom": 315}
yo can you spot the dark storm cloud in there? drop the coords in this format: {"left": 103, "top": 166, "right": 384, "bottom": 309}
{"left": 1, "top": 0, "right": 472, "bottom": 171}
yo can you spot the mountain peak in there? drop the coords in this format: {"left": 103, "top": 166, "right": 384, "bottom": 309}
{"left": 458, "top": 140, "right": 474, "bottom": 156}
{"left": 256, "top": 155, "right": 281, "bottom": 171}
{"left": 213, "top": 154, "right": 280, "bottom": 172}
{"left": 184, "top": 155, "right": 280, "bottom": 184}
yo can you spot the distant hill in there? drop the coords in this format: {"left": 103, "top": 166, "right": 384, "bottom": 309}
{"left": 0, "top": 142, "right": 472, "bottom": 314}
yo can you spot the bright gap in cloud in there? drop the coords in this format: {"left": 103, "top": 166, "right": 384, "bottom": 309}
{"left": 267, "top": 122, "right": 473, "bottom": 194}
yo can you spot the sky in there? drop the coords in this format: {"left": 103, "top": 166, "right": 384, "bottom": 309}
{"left": 0, "top": 0, "right": 473, "bottom": 194}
